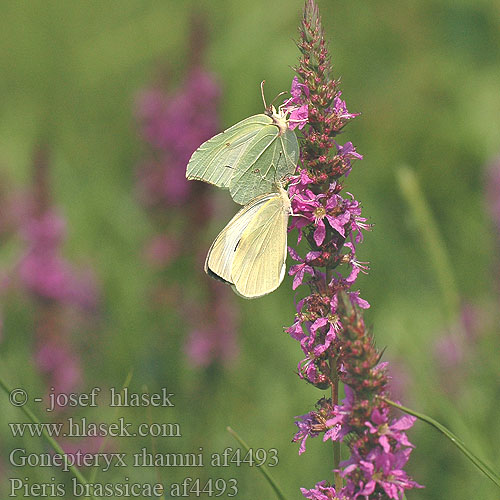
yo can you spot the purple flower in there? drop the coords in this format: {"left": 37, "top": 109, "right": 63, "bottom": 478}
{"left": 346, "top": 290, "right": 370, "bottom": 310}
{"left": 135, "top": 68, "right": 220, "bottom": 207}
{"left": 324, "top": 385, "right": 355, "bottom": 442}
{"left": 288, "top": 248, "right": 320, "bottom": 289}
{"left": 283, "top": 76, "right": 309, "bottom": 130}
{"left": 332, "top": 92, "right": 360, "bottom": 121}
{"left": 342, "top": 242, "right": 369, "bottom": 284}
{"left": 286, "top": 2, "right": 421, "bottom": 497}
{"left": 301, "top": 481, "right": 344, "bottom": 499}
{"left": 19, "top": 211, "right": 98, "bottom": 309}
{"left": 293, "top": 411, "right": 321, "bottom": 455}
{"left": 365, "top": 407, "right": 416, "bottom": 453}
{"left": 341, "top": 447, "right": 423, "bottom": 499}
{"left": 289, "top": 184, "right": 346, "bottom": 246}
{"left": 336, "top": 142, "right": 363, "bottom": 178}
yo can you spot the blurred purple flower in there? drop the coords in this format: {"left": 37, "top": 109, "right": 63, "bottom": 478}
{"left": 185, "top": 326, "right": 238, "bottom": 368}
{"left": 136, "top": 61, "right": 239, "bottom": 370}
{"left": 144, "top": 235, "right": 180, "bottom": 268}
{"left": 386, "top": 358, "right": 413, "bottom": 402}
{"left": 135, "top": 68, "right": 220, "bottom": 207}
{"left": 19, "top": 210, "right": 98, "bottom": 310}
{"left": 35, "top": 340, "right": 82, "bottom": 399}
{"left": 434, "top": 332, "right": 464, "bottom": 368}
{"left": 185, "top": 285, "right": 238, "bottom": 368}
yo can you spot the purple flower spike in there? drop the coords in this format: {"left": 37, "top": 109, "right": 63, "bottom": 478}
{"left": 286, "top": 2, "right": 421, "bottom": 497}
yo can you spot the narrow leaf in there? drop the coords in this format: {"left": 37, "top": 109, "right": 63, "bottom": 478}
{"left": 382, "top": 396, "right": 500, "bottom": 489}
{"left": 0, "top": 374, "right": 97, "bottom": 500}
{"left": 226, "top": 426, "right": 290, "bottom": 500}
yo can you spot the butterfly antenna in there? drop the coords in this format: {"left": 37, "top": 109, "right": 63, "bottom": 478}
{"left": 260, "top": 80, "right": 268, "bottom": 110}
{"left": 270, "top": 91, "right": 288, "bottom": 109}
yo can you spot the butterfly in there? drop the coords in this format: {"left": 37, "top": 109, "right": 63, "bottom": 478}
{"left": 186, "top": 83, "right": 298, "bottom": 297}
{"left": 186, "top": 83, "right": 299, "bottom": 205}
{"left": 205, "top": 186, "right": 291, "bottom": 298}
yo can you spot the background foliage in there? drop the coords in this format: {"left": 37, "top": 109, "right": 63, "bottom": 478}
{"left": 1, "top": 1, "right": 499, "bottom": 498}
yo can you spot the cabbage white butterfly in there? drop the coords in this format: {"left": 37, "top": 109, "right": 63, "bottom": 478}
{"left": 205, "top": 186, "right": 291, "bottom": 298}
{"left": 186, "top": 85, "right": 299, "bottom": 205}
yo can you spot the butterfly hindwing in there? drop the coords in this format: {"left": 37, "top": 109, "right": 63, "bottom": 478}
{"left": 230, "top": 188, "right": 291, "bottom": 298}
{"left": 205, "top": 192, "right": 279, "bottom": 284}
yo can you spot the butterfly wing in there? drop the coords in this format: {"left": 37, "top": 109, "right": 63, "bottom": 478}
{"left": 186, "top": 114, "right": 273, "bottom": 189}
{"left": 276, "top": 129, "right": 300, "bottom": 180}
{"left": 205, "top": 192, "right": 279, "bottom": 284}
{"left": 231, "top": 188, "right": 291, "bottom": 298}
{"left": 229, "top": 127, "right": 299, "bottom": 205}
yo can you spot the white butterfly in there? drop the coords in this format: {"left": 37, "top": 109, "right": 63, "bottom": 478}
{"left": 205, "top": 186, "right": 291, "bottom": 298}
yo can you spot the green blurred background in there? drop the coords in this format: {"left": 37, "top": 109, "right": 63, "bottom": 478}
{"left": 1, "top": 0, "right": 500, "bottom": 498}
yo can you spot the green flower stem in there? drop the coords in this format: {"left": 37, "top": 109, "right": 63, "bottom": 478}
{"left": 327, "top": 265, "right": 343, "bottom": 490}
{"left": 329, "top": 358, "right": 342, "bottom": 491}
{"left": 381, "top": 396, "right": 500, "bottom": 489}
{"left": 226, "top": 426, "right": 289, "bottom": 500}
{"left": 397, "top": 166, "right": 460, "bottom": 323}
{"left": 0, "top": 374, "right": 97, "bottom": 500}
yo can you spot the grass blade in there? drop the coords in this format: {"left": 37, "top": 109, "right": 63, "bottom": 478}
{"left": 382, "top": 396, "right": 500, "bottom": 489}
{"left": 0, "top": 374, "right": 97, "bottom": 500}
{"left": 226, "top": 426, "right": 289, "bottom": 500}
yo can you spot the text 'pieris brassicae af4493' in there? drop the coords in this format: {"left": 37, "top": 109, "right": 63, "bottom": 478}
{"left": 185, "top": 83, "right": 299, "bottom": 205}
{"left": 205, "top": 186, "right": 291, "bottom": 299}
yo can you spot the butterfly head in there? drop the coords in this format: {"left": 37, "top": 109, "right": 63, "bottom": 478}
{"left": 261, "top": 80, "right": 290, "bottom": 135}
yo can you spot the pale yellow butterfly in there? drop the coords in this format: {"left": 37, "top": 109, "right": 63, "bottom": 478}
{"left": 205, "top": 186, "right": 291, "bottom": 299}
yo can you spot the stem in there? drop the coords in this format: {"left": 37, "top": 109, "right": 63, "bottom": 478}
{"left": 326, "top": 265, "right": 342, "bottom": 490}
{"left": 329, "top": 357, "right": 342, "bottom": 490}
{"left": 381, "top": 396, "right": 500, "bottom": 489}
{"left": 0, "top": 374, "right": 96, "bottom": 500}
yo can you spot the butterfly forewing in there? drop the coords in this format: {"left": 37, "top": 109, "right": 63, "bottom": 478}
{"left": 186, "top": 114, "right": 273, "bottom": 189}
{"left": 231, "top": 189, "right": 291, "bottom": 298}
